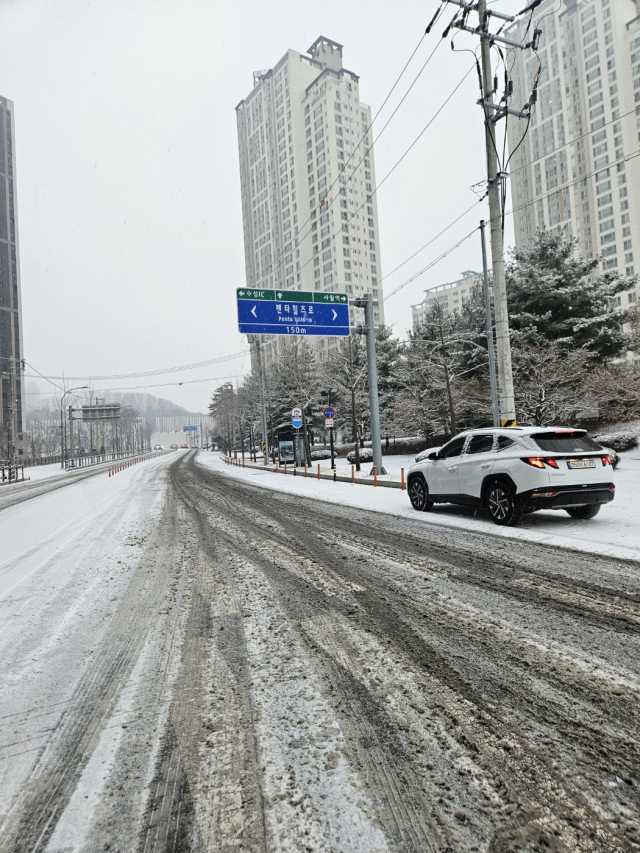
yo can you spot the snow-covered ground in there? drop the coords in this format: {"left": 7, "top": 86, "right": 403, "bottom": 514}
{"left": 0, "top": 456, "right": 165, "bottom": 600}
{"left": 199, "top": 451, "right": 640, "bottom": 562}
{"left": 1, "top": 461, "right": 66, "bottom": 486}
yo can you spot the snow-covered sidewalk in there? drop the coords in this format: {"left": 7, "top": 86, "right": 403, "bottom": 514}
{"left": 198, "top": 451, "right": 640, "bottom": 563}
{"left": 0, "top": 461, "right": 67, "bottom": 487}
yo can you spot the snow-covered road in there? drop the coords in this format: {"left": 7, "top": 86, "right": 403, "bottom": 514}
{"left": 203, "top": 450, "right": 640, "bottom": 561}
{"left": 1, "top": 450, "right": 639, "bottom": 852}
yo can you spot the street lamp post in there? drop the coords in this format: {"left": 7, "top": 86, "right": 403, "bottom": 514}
{"left": 60, "top": 386, "right": 88, "bottom": 469}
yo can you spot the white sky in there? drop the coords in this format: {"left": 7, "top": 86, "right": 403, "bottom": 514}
{"left": 1, "top": 0, "right": 516, "bottom": 412}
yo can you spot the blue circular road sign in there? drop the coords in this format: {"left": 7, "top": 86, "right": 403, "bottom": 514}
{"left": 323, "top": 407, "right": 335, "bottom": 419}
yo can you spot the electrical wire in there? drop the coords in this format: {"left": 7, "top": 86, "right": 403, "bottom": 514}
{"left": 247, "top": 28, "right": 439, "bottom": 290}
{"left": 294, "top": 62, "right": 477, "bottom": 283}
{"left": 268, "top": 36, "right": 448, "bottom": 287}
{"left": 504, "top": 146, "right": 640, "bottom": 220}
{"left": 30, "top": 351, "right": 247, "bottom": 382}
{"left": 509, "top": 108, "right": 637, "bottom": 178}
{"left": 377, "top": 198, "right": 484, "bottom": 288}
{"left": 383, "top": 227, "right": 479, "bottom": 301}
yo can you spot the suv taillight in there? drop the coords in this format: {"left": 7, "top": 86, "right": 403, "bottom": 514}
{"left": 601, "top": 455, "right": 612, "bottom": 466}
{"left": 522, "top": 457, "right": 558, "bottom": 469}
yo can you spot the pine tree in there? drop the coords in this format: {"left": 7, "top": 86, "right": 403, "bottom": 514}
{"left": 505, "top": 229, "right": 631, "bottom": 362}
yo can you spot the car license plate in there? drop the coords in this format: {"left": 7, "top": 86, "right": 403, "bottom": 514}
{"left": 567, "top": 459, "right": 596, "bottom": 469}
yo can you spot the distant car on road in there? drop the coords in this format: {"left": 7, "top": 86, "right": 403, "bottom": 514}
{"left": 180, "top": 443, "right": 189, "bottom": 449}
{"left": 407, "top": 427, "right": 615, "bottom": 526}
{"left": 153, "top": 444, "right": 163, "bottom": 450}
{"left": 170, "top": 443, "right": 179, "bottom": 450}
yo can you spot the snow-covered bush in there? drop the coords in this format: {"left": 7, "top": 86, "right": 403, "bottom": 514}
{"left": 414, "top": 447, "right": 440, "bottom": 463}
{"left": 346, "top": 448, "right": 373, "bottom": 464}
{"left": 310, "top": 449, "right": 332, "bottom": 461}
{"left": 600, "top": 446, "right": 620, "bottom": 469}
{"left": 593, "top": 432, "right": 638, "bottom": 452}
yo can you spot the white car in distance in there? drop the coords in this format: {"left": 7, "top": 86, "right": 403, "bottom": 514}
{"left": 407, "top": 427, "right": 615, "bottom": 526}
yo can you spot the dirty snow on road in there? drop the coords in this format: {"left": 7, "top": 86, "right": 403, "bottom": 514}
{"left": 200, "top": 449, "right": 640, "bottom": 561}
{"left": 1, "top": 450, "right": 639, "bottom": 852}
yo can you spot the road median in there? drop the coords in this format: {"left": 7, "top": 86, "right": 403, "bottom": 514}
{"left": 220, "top": 453, "right": 406, "bottom": 490}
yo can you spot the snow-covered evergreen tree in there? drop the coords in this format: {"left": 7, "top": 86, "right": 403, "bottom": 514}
{"left": 506, "top": 230, "right": 632, "bottom": 362}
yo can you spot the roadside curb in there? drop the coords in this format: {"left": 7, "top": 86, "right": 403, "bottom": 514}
{"left": 219, "top": 453, "right": 406, "bottom": 490}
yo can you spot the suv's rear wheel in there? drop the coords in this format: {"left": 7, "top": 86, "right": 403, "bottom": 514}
{"left": 566, "top": 504, "right": 601, "bottom": 519}
{"left": 408, "top": 476, "right": 433, "bottom": 512}
{"left": 486, "top": 480, "right": 522, "bottom": 526}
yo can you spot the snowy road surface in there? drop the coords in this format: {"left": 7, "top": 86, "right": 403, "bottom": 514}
{"left": 1, "top": 450, "right": 639, "bottom": 851}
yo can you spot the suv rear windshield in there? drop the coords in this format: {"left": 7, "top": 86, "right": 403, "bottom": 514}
{"left": 532, "top": 431, "right": 602, "bottom": 453}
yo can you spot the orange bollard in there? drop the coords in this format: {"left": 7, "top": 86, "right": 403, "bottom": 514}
{"left": 351, "top": 465, "right": 355, "bottom": 484}
{"left": 317, "top": 463, "right": 320, "bottom": 480}
{"left": 275, "top": 463, "right": 279, "bottom": 474}
{"left": 373, "top": 466, "right": 378, "bottom": 487}
{"left": 401, "top": 468, "right": 406, "bottom": 490}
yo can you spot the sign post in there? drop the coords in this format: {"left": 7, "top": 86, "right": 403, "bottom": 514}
{"left": 323, "top": 401, "right": 336, "bottom": 470}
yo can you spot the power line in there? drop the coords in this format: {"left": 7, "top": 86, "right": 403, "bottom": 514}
{"left": 509, "top": 108, "right": 637, "bottom": 179}
{"left": 295, "top": 62, "right": 477, "bottom": 282}
{"left": 504, "top": 146, "right": 640, "bottom": 220}
{"left": 377, "top": 198, "right": 484, "bottom": 288}
{"left": 253, "top": 31, "right": 444, "bottom": 289}
{"left": 25, "top": 370, "right": 248, "bottom": 396}
{"left": 29, "top": 351, "right": 247, "bottom": 382}
{"left": 384, "top": 227, "right": 479, "bottom": 301}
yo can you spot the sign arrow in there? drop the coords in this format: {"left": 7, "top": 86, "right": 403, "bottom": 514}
{"left": 251, "top": 305, "right": 257, "bottom": 318}
{"left": 332, "top": 309, "right": 338, "bottom": 321}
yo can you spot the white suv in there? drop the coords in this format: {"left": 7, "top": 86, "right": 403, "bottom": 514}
{"left": 407, "top": 427, "right": 615, "bottom": 526}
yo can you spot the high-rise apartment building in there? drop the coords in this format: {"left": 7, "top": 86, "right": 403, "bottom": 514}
{"left": 411, "top": 270, "right": 483, "bottom": 327}
{"left": 0, "top": 96, "right": 25, "bottom": 459}
{"left": 235, "top": 36, "right": 384, "bottom": 364}
{"left": 507, "top": 0, "right": 640, "bottom": 310}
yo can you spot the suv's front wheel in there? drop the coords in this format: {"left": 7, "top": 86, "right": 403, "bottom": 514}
{"left": 408, "top": 476, "right": 433, "bottom": 512}
{"left": 486, "top": 480, "right": 522, "bottom": 526}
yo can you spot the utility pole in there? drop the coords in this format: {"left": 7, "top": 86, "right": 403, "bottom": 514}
{"left": 69, "top": 405, "right": 74, "bottom": 468}
{"left": 478, "top": 0, "right": 515, "bottom": 425}
{"left": 352, "top": 293, "right": 387, "bottom": 475}
{"left": 451, "top": 0, "right": 540, "bottom": 426}
{"left": 8, "top": 358, "right": 17, "bottom": 467}
{"left": 480, "top": 220, "right": 499, "bottom": 427}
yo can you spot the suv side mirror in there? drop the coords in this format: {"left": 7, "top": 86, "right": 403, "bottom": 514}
{"left": 428, "top": 451, "right": 437, "bottom": 461}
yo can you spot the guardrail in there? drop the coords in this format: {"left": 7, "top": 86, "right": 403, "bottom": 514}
{"left": 221, "top": 454, "right": 406, "bottom": 490}
{"left": 108, "top": 448, "right": 176, "bottom": 477}
{"left": 0, "top": 465, "right": 26, "bottom": 485}
{"left": 64, "top": 449, "right": 151, "bottom": 471}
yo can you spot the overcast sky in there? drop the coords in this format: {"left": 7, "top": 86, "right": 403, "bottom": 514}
{"left": 1, "top": 0, "right": 516, "bottom": 413}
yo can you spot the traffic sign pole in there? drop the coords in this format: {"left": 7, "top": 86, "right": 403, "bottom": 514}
{"left": 255, "top": 339, "right": 269, "bottom": 466}
{"left": 322, "top": 391, "right": 336, "bottom": 470}
{"left": 352, "top": 294, "right": 387, "bottom": 475}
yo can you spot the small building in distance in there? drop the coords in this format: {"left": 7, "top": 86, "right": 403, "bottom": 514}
{"left": 411, "top": 270, "right": 483, "bottom": 328}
